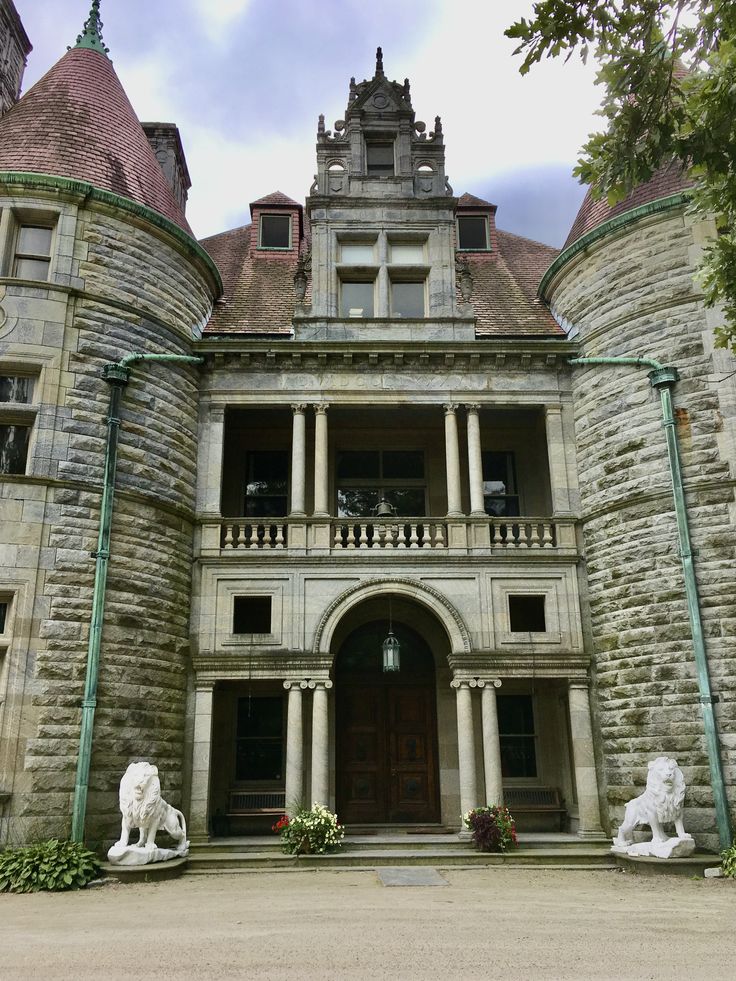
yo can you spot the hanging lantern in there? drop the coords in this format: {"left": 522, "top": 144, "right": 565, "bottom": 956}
{"left": 382, "top": 630, "right": 400, "bottom": 672}
{"left": 382, "top": 597, "right": 400, "bottom": 672}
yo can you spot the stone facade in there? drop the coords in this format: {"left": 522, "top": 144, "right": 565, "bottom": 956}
{"left": 0, "top": 0, "right": 30, "bottom": 117}
{"left": 0, "top": 16, "right": 733, "bottom": 853}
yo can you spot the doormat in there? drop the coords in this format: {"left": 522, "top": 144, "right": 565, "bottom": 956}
{"left": 376, "top": 867, "right": 448, "bottom": 887}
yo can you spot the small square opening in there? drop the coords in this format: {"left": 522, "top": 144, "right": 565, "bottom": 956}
{"left": 233, "top": 596, "right": 272, "bottom": 635}
{"left": 508, "top": 594, "right": 546, "bottom": 632}
{"left": 457, "top": 216, "right": 489, "bottom": 251}
{"left": 259, "top": 214, "right": 291, "bottom": 249}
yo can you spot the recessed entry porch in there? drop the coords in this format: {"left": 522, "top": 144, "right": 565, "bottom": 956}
{"left": 194, "top": 590, "right": 602, "bottom": 840}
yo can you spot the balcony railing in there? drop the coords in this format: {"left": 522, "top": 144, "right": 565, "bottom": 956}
{"left": 207, "top": 515, "right": 577, "bottom": 556}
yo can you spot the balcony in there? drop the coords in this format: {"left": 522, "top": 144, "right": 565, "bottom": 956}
{"left": 201, "top": 515, "right": 577, "bottom": 556}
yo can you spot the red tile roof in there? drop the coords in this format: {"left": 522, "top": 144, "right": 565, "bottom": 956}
{"left": 457, "top": 192, "right": 496, "bottom": 210}
{"left": 0, "top": 46, "right": 191, "bottom": 232}
{"left": 200, "top": 223, "right": 302, "bottom": 334}
{"left": 564, "top": 159, "right": 692, "bottom": 249}
{"left": 470, "top": 230, "right": 562, "bottom": 337}
{"left": 251, "top": 190, "right": 302, "bottom": 209}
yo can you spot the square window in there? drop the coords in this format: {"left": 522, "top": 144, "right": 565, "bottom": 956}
{"left": 13, "top": 225, "right": 52, "bottom": 279}
{"left": 233, "top": 596, "right": 272, "bottom": 635}
{"left": 340, "top": 241, "right": 375, "bottom": 263}
{"left": 341, "top": 280, "right": 374, "bottom": 317}
{"left": 389, "top": 242, "right": 425, "bottom": 263}
{"left": 0, "top": 424, "right": 30, "bottom": 474}
{"left": 391, "top": 281, "right": 425, "bottom": 318}
{"left": 366, "top": 141, "right": 394, "bottom": 176}
{"left": 457, "top": 216, "right": 489, "bottom": 251}
{"left": 259, "top": 214, "right": 291, "bottom": 249}
{"left": 508, "top": 595, "right": 546, "bottom": 632}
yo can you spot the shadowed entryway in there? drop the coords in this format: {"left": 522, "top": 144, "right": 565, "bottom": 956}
{"left": 335, "top": 620, "right": 440, "bottom": 824}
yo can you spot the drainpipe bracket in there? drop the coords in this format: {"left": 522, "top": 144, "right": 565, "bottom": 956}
{"left": 102, "top": 363, "right": 131, "bottom": 386}
{"left": 647, "top": 366, "right": 680, "bottom": 388}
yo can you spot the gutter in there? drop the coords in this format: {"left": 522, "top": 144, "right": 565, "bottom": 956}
{"left": 570, "top": 355, "right": 733, "bottom": 850}
{"left": 70, "top": 352, "right": 204, "bottom": 844}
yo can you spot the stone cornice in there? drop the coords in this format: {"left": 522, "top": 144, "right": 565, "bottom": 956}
{"left": 195, "top": 339, "right": 578, "bottom": 374}
{"left": 447, "top": 652, "right": 590, "bottom": 678}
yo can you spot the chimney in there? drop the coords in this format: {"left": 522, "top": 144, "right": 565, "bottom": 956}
{"left": 142, "top": 122, "right": 192, "bottom": 213}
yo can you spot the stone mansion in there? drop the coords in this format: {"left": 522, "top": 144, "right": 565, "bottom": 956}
{"left": 0, "top": 2, "right": 734, "bottom": 852}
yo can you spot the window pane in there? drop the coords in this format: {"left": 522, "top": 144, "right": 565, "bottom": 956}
{"left": 382, "top": 450, "right": 424, "bottom": 479}
{"left": 384, "top": 487, "right": 425, "bottom": 516}
{"left": 337, "top": 488, "right": 380, "bottom": 517}
{"left": 233, "top": 596, "right": 272, "bottom": 634}
{"left": 236, "top": 739, "right": 283, "bottom": 781}
{"left": 13, "top": 257, "right": 50, "bottom": 280}
{"left": 509, "top": 595, "right": 546, "bottom": 632}
{"left": 17, "top": 226, "right": 52, "bottom": 256}
{"left": 337, "top": 451, "right": 380, "bottom": 479}
{"left": 341, "top": 281, "right": 374, "bottom": 317}
{"left": 237, "top": 696, "right": 283, "bottom": 738}
{"left": 0, "top": 376, "right": 32, "bottom": 403}
{"left": 0, "top": 601, "right": 7, "bottom": 633}
{"left": 391, "top": 281, "right": 425, "bottom": 317}
{"left": 0, "top": 425, "right": 30, "bottom": 474}
{"left": 366, "top": 142, "right": 394, "bottom": 175}
{"left": 260, "top": 214, "right": 290, "bottom": 248}
{"left": 500, "top": 736, "right": 537, "bottom": 778}
{"left": 458, "top": 216, "right": 488, "bottom": 250}
{"left": 498, "top": 695, "right": 535, "bottom": 734}
{"left": 341, "top": 242, "right": 375, "bottom": 263}
{"left": 390, "top": 242, "right": 425, "bottom": 263}
{"left": 245, "top": 451, "right": 288, "bottom": 516}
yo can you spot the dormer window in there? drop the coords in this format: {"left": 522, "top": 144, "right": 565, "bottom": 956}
{"left": 457, "top": 216, "right": 489, "bottom": 251}
{"left": 259, "top": 214, "right": 291, "bottom": 250}
{"left": 366, "top": 141, "right": 394, "bottom": 176}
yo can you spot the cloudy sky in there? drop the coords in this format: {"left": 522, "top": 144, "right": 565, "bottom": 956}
{"left": 15, "top": 0, "right": 604, "bottom": 246}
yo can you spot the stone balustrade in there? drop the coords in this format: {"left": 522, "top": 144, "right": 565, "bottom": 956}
{"left": 205, "top": 516, "right": 577, "bottom": 556}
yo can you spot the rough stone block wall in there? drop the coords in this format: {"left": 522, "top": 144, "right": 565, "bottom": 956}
{"left": 17, "top": 206, "right": 213, "bottom": 847}
{"left": 551, "top": 211, "right": 736, "bottom": 851}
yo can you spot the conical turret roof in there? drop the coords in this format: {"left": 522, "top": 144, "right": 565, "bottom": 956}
{"left": 0, "top": 26, "right": 191, "bottom": 233}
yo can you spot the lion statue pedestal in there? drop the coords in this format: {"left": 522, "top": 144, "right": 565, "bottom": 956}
{"left": 611, "top": 757, "right": 695, "bottom": 860}
{"left": 107, "top": 762, "right": 189, "bottom": 867}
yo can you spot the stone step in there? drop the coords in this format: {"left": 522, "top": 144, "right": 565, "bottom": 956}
{"left": 185, "top": 847, "right": 617, "bottom": 873}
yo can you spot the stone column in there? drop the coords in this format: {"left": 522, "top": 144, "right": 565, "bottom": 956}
{"left": 452, "top": 679, "right": 477, "bottom": 821}
{"left": 466, "top": 403, "right": 485, "bottom": 516}
{"left": 284, "top": 680, "right": 307, "bottom": 814}
{"left": 290, "top": 404, "right": 307, "bottom": 516}
{"left": 196, "top": 405, "right": 226, "bottom": 514}
{"left": 545, "top": 405, "right": 572, "bottom": 514}
{"left": 313, "top": 404, "right": 329, "bottom": 517}
{"left": 444, "top": 403, "right": 463, "bottom": 517}
{"left": 480, "top": 680, "right": 504, "bottom": 806}
{"left": 568, "top": 681, "right": 605, "bottom": 838}
{"left": 189, "top": 682, "right": 215, "bottom": 839}
{"left": 310, "top": 680, "right": 333, "bottom": 806}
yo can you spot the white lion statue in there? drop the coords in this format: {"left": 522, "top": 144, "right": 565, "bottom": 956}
{"left": 108, "top": 762, "right": 189, "bottom": 865}
{"left": 612, "top": 757, "right": 693, "bottom": 859}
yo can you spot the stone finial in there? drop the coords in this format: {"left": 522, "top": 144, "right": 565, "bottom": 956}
{"left": 403, "top": 78, "right": 411, "bottom": 101}
{"left": 349, "top": 77, "right": 357, "bottom": 102}
{"left": 375, "top": 46, "right": 384, "bottom": 77}
{"left": 74, "top": 0, "right": 110, "bottom": 58}
{"left": 318, "top": 114, "right": 325, "bottom": 136}
{"left": 434, "top": 115, "right": 443, "bottom": 136}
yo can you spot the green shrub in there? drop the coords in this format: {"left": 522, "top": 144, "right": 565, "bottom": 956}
{"left": 721, "top": 841, "right": 736, "bottom": 879}
{"left": 0, "top": 839, "right": 101, "bottom": 893}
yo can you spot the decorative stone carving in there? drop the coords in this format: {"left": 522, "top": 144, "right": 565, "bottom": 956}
{"left": 456, "top": 256, "right": 473, "bottom": 301}
{"left": 611, "top": 757, "right": 695, "bottom": 859}
{"left": 107, "top": 762, "right": 189, "bottom": 866}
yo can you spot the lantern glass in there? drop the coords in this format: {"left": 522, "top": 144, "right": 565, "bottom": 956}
{"left": 382, "top": 631, "right": 400, "bottom": 672}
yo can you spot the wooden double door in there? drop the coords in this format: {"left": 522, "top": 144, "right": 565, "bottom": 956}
{"left": 335, "top": 621, "right": 440, "bottom": 825}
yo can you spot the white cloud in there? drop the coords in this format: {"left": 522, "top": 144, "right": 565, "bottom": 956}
{"left": 189, "top": 0, "right": 253, "bottom": 43}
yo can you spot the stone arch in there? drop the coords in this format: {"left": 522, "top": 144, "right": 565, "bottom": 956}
{"left": 313, "top": 577, "right": 471, "bottom": 658}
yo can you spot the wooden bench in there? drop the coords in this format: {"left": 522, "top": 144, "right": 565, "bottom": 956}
{"left": 503, "top": 787, "right": 567, "bottom": 831}
{"left": 227, "top": 790, "right": 286, "bottom": 817}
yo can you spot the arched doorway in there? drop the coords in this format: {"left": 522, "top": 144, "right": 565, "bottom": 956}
{"left": 335, "top": 620, "right": 440, "bottom": 825}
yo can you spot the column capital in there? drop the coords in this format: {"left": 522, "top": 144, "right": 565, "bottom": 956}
{"left": 291, "top": 402, "right": 307, "bottom": 414}
{"left": 194, "top": 680, "right": 216, "bottom": 694}
{"left": 313, "top": 403, "right": 329, "bottom": 415}
{"left": 451, "top": 678, "right": 470, "bottom": 690}
{"left": 544, "top": 404, "right": 564, "bottom": 417}
{"left": 465, "top": 402, "right": 481, "bottom": 413}
{"left": 283, "top": 679, "right": 309, "bottom": 691}
{"left": 483, "top": 678, "right": 503, "bottom": 689}
{"left": 207, "top": 404, "right": 226, "bottom": 422}
{"left": 568, "top": 679, "right": 590, "bottom": 692}
{"left": 443, "top": 402, "right": 459, "bottom": 415}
